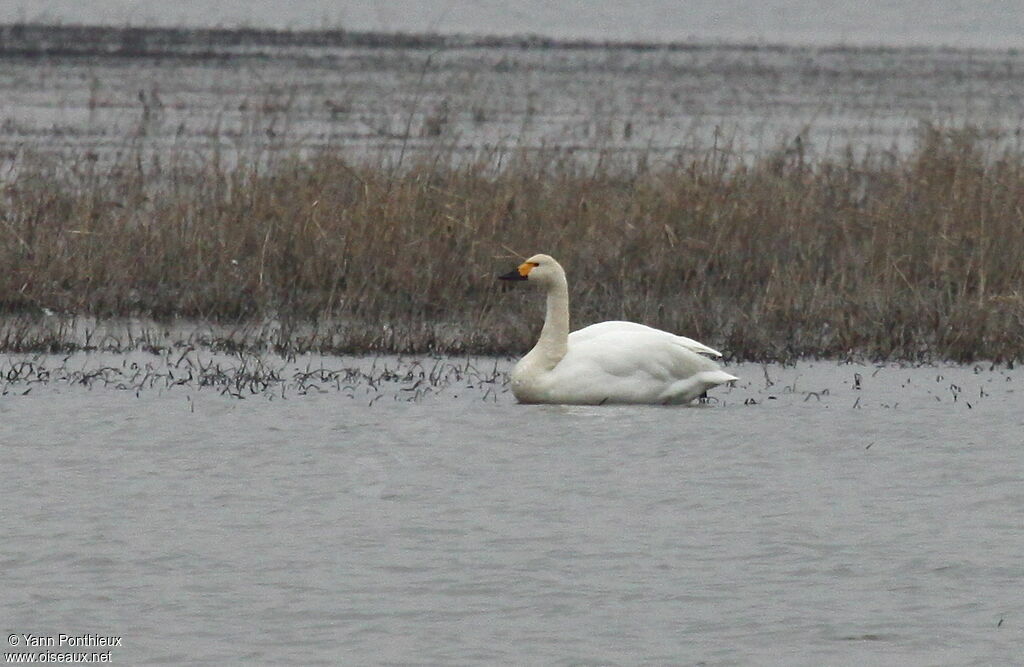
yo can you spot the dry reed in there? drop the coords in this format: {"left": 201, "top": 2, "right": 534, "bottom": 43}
{"left": 2, "top": 125, "right": 1023, "bottom": 361}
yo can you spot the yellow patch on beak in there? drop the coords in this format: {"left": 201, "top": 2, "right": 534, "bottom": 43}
{"left": 518, "top": 262, "right": 539, "bottom": 277}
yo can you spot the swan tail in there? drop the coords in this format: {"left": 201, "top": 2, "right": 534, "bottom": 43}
{"left": 660, "top": 370, "right": 738, "bottom": 404}
{"left": 696, "top": 369, "right": 738, "bottom": 385}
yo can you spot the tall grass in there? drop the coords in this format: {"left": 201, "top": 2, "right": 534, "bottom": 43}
{"left": 2, "top": 125, "right": 1023, "bottom": 361}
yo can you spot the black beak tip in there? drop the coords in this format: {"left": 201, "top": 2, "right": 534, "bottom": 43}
{"left": 498, "top": 270, "right": 527, "bottom": 281}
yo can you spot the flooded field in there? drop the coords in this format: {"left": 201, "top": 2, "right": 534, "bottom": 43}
{"left": 2, "top": 352, "right": 1022, "bottom": 663}
{"left": 2, "top": 25, "right": 1024, "bottom": 170}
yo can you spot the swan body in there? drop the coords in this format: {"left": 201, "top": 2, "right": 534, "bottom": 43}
{"left": 499, "top": 254, "right": 737, "bottom": 405}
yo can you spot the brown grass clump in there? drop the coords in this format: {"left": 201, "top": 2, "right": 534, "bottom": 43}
{"left": 2, "top": 125, "right": 1023, "bottom": 361}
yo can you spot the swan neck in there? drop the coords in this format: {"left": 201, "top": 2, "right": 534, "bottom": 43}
{"left": 536, "top": 277, "right": 569, "bottom": 364}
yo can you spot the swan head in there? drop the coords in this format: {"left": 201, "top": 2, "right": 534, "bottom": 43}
{"left": 497, "top": 254, "right": 565, "bottom": 288}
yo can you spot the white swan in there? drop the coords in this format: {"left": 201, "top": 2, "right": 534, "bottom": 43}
{"left": 499, "top": 254, "right": 737, "bottom": 405}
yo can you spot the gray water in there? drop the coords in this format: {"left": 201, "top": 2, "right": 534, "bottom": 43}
{"left": 2, "top": 354, "right": 1022, "bottom": 664}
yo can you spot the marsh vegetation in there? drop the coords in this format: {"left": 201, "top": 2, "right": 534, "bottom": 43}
{"left": 1, "top": 125, "right": 1022, "bottom": 361}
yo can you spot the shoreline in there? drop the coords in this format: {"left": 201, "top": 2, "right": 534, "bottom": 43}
{"left": 3, "top": 314, "right": 1021, "bottom": 367}
{"left": 1, "top": 22, "right": 1019, "bottom": 61}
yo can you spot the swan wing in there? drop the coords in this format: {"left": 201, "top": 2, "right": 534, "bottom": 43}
{"left": 570, "top": 320, "right": 723, "bottom": 357}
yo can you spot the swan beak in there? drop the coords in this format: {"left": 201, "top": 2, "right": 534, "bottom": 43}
{"left": 498, "top": 269, "right": 528, "bottom": 281}
{"left": 498, "top": 261, "right": 536, "bottom": 281}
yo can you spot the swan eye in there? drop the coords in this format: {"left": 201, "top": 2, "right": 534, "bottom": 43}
{"left": 518, "top": 261, "right": 540, "bottom": 277}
